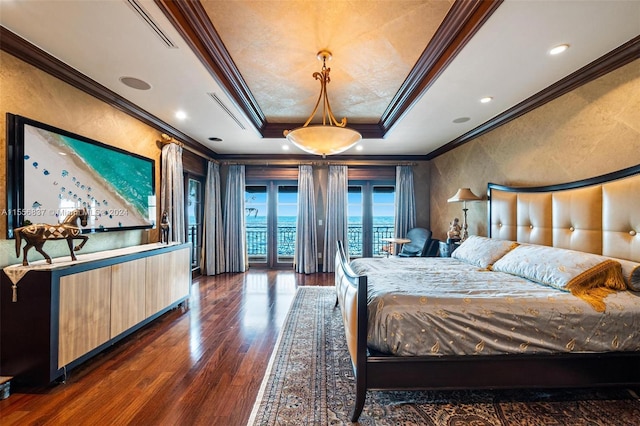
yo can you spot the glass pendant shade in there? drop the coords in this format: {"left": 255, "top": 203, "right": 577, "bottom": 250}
{"left": 285, "top": 125, "right": 361, "bottom": 156}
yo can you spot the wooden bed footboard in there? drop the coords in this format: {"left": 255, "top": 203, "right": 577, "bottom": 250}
{"left": 334, "top": 241, "right": 640, "bottom": 422}
{"left": 334, "top": 241, "right": 368, "bottom": 420}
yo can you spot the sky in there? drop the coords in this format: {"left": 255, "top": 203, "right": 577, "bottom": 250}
{"left": 246, "top": 187, "right": 395, "bottom": 218}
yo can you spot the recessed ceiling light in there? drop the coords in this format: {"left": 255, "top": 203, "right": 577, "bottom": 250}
{"left": 175, "top": 111, "right": 187, "bottom": 120}
{"left": 208, "top": 137, "right": 222, "bottom": 142}
{"left": 480, "top": 97, "right": 493, "bottom": 104}
{"left": 549, "top": 44, "right": 570, "bottom": 55}
{"left": 356, "top": 145, "right": 363, "bottom": 151}
{"left": 282, "top": 144, "right": 290, "bottom": 151}
{"left": 452, "top": 117, "right": 471, "bottom": 124}
{"left": 119, "top": 76, "right": 151, "bottom": 90}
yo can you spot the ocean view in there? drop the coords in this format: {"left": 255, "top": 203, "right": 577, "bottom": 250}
{"left": 246, "top": 215, "right": 394, "bottom": 226}
{"left": 246, "top": 215, "right": 395, "bottom": 257}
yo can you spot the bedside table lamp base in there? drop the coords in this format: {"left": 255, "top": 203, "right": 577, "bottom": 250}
{"left": 447, "top": 188, "right": 481, "bottom": 243}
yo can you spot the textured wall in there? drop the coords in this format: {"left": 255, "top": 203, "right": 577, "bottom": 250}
{"left": 0, "top": 51, "right": 162, "bottom": 267}
{"left": 411, "top": 162, "right": 431, "bottom": 229}
{"left": 2, "top": 51, "right": 636, "bottom": 265}
{"left": 431, "top": 59, "right": 640, "bottom": 242}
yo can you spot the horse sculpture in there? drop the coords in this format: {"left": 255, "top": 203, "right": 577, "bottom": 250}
{"left": 14, "top": 208, "right": 90, "bottom": 266}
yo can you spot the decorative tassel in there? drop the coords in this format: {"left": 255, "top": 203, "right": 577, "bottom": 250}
{"left": 566, "top": 260, "right": 626, "bottom": 312}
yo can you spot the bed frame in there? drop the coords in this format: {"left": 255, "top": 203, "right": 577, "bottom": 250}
{"left": 335, "top": 164, "right": 640, "bottom": 422}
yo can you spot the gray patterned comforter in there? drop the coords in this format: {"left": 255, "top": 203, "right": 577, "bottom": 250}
{"left": 350, "top": 257, "right": 640, "bottom": 356}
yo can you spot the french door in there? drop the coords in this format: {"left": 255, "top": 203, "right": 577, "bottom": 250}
{"left": 186, "top": 175, "right": 203, "bottom": 274}
{"left": 347, "top": 181, "right": 395, "bottom": 258}
{"left": 245, "top": 182, "right": 298, "bottom": 268}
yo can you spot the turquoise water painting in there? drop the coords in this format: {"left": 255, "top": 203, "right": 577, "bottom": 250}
{"left": 21, "top": 121, "right": 154, "bottom": 231}
{"left": 61, "top": 135, "right": 153, "bottom": 218}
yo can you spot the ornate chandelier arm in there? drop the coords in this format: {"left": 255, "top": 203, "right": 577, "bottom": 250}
{"left": 319, "top": 65, "right": 347, "bottom": 128}
{"left": 311, "top": 51, "right": 348, "bottom": 128}
{"left": 302, "top": 71, "right": 326, "bottom": 127}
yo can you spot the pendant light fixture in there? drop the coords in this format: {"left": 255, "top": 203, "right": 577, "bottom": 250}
{"left": 283, "top": 50, "right": 362, "bottom": 157}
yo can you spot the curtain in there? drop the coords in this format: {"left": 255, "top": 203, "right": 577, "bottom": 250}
{"left": 294, "top": 165, "right": 318, "bottom": 274}
{"left": 394, "top": 165, "right": 417, "bottom": 242}
{"left": 323, "top": 165, "right": 348, "bottom": 272}
{"left": 160, "top": 143, "right": 185, "bottom": 243}
{"left": 224, "top": 165, "right": 247, "bottom": 272}
{"left": 202, "top": 161, "right": 225, "bottom": 275}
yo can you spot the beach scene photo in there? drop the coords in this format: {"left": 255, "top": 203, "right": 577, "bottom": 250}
{"left": 20, "top": 123, "right": 155, "bottom": 231}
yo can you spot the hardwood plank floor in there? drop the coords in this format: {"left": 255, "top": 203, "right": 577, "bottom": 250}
{"left": 0, "top": 270, "right": 334, "bottom": 425}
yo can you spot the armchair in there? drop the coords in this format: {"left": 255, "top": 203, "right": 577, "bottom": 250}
{"left": 398, "top": 228, "right": 438, "bottom": 257}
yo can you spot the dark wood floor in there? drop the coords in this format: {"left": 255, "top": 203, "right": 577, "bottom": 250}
{"left": 0, "top": 270, "right": 334, "bottom": 425}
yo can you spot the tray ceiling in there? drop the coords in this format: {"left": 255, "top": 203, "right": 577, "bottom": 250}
{"left": 1, "top": 0, "right": 638, "bottom": 158}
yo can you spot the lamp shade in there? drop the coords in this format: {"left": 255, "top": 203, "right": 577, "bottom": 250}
{"left": 285, "top": 125, "right": 361, "bottom": 156}
{"left": 447, "top": 188, "right": 481, "bottom": 203}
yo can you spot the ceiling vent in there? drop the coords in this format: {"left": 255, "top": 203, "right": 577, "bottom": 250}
{"left": 208, "top": 92, "right": 246, "bottom": 130}
{"left": 125, "top": 0, "right": 177, "bottom": 49}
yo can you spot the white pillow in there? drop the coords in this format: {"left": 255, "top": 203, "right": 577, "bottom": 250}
{"left": 492, "top": 244, "right": 626, "bottom": 311}
{"left": 451, "top": 235, "right": 518, "bottom": 269}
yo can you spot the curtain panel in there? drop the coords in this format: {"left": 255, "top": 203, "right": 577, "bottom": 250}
{"left": 202, "top": 161, "right": 225, "bottom": 275}
{"left": 294, "top": 165, "right": 318, "bottom": 274}
{"left": 224, "top": 165, "right": 247, "bottom": 272}
{"left": 323, "top": 165, "right": 348, "bottom": 272}
{"left": 160, "top": 143, "right": 185, "bottom": 243}
{"left": 394, "top": 165, "right": 417, "bottom": 242}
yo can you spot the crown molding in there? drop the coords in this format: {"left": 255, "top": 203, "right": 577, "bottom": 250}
{"left": 155, "top": 0, "right": 503, "bottom": 140}
{"left": 0, "top": 25, "right": 216, "bottom": 157}
{"left": 378, "top": 0, "right": 503, "bottom": 135}
{"left": 155, "top": 0, "right": 266, "bottom": 134}
{"left": 427, "top": 35, "right": 640, "bottom": 160}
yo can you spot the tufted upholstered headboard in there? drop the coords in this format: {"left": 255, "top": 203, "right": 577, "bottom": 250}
{"left": 488, "top": 164, "right": 640, "bottom": 263}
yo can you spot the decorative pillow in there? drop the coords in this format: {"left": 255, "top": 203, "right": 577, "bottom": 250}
{"left": 451, "top": 235, "right": 519, "bottom": 269}
{"left": 629, "top": 264, "right": 640, "bottom": 292}
{"left": 492, "top": 244, "right": 626, "bottom": 312}
{"left": 611, "top": 259, "right": 640, "bottom": 292}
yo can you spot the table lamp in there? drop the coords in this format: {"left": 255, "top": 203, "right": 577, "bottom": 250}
{"left": 447, "top": 188, "right": 481, "bottom": 242}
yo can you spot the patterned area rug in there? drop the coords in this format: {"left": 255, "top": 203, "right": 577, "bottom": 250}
{"left": 248, "top": 287, "right": 640, "bottom": 425}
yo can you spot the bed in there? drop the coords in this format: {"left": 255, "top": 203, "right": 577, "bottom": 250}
{"left": 334, "top": 164, "right": 640, "bottom": 421}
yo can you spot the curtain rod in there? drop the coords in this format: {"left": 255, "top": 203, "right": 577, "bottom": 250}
{"left": 159, "top": 134, "right": 219, "bottom": 164}
{"left": 158, "top": 135, "right": 419, "bottom": 167}
{"left": 220, "top": 159, "right": 418, "bottom": 167}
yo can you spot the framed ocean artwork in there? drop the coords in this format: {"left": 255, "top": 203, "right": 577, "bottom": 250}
{"left": 5, "top": 114, "right": 156, "bottom": 238}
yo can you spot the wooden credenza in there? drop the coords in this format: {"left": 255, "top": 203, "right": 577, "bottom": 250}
{"left": 0, "top": 243, "right": 191, "bottom": 384}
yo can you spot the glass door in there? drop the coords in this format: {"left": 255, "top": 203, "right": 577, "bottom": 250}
{"left": 372, "top": 185, "right": 395, "bottom": 255}
{"left": 347, "top": 186, "right": 364, "bottom": 257}
{"left": 186, "top": 176, "right": 203, "bottom": 273}
{"left": 347, "top": 182, "right": 395, "bottom": 258}
{"left": 245, "top": 183, "right": 298, "bottom": 268}
{"left": 246, "top": 186, "right": 268, "bottom": 264}
{"left": 276, "top": 186, "right": 298, "bottom": 265}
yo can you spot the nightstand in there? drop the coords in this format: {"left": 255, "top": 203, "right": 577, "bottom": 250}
{"left": 439, "top": 241, "right": 460, "bottom": 257}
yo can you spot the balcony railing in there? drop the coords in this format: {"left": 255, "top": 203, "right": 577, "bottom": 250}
{"left": 246, "top": 224, "right": 395, "bottom": 258}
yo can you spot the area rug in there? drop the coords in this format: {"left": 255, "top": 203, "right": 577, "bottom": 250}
{"left": 248, "top": 286, "right": 640, "bottom": 425}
